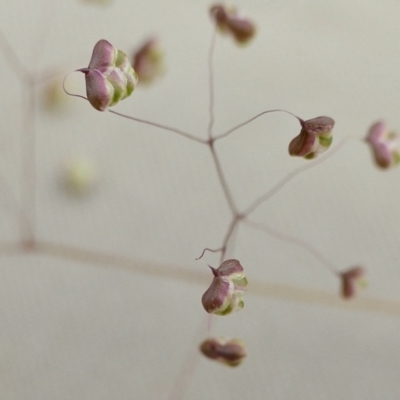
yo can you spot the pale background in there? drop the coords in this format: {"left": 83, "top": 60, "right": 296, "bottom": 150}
{"left": 1, "top": 0, "right": 400, "bottom": 399}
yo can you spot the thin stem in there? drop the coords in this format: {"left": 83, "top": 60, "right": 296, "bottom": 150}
{"left": 196, "top": 247, "right": 223, "bottom": 260}
{"left": 196, "top": 216, "right": 238, "bottom": 262}
{"left": 209, "top": 144, "right": 238, "bottom": 215}
{"left": 243, "top": 138, "right": 347, "bottom": 216}
{"left": 62, "top": 70, "right": 88, "bottom": 102}
{"left": 63, "top": 70, "right": 206, "bottom": 144}
{"left": 219, "top": 216, "right": 239, "bottom": 262}
{"left": 109, "top": 110, "right": 207, "bottom": 144}
{"left": 207, "top": 27, "right": 217, "bottom": 139}
{"left": 213, "top": 109, "right": 303, "bottom": 141}
{"left": 243, "top": 218, "right": 338, "bottom": 273}
{"left": 221, "top": 217, "right": 239, "bottom": 261}
{"left": 197, "top": 219, "right": 239, "bottom": 262}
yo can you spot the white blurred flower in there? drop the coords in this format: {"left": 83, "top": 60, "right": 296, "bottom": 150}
{"left": 62, "top": 156, "right": 97, "bottom": 195}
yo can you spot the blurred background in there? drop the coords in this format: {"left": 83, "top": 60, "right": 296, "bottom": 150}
{"left": 1, "top": 0, "right": 400, "bottom": 399}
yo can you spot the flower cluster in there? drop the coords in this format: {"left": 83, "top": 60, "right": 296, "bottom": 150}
{"left": 365, "top": 121, "right": 400, "bottom": 169}
{"left": 200, "top": 337, "right": 247, "bottom": 367}
{"left": 201, "top": 259, "right": 248, "bottom": 316}
{"left": 79, "top": 39, "right": 138, "bottom": 111}
{"left": 65, "top": 4, "right": 385, "bottom": 373}
{"left": 210, "top": 4, "right": 256, "bottom": 44}
{"left": 289, "top": 116, "right": 335, "bottom": 159}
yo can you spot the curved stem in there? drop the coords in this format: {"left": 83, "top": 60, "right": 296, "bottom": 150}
{"left": 109, "top": 110, "right": 207, "bottom": 144}
{"left": 243, "top": 218, "right": 338, "bottom": 274}
{"left": 196, "top": 216, "right": 239, "bottom": 264}
{"left": 242, "top": 138, "right": 347, "bottom": 216}
{"left": 214, "top": 109, "right": 303, "bottom": 141}
{"left": 196, "top": 247, "right": 223, "bottom": 260}
{"left": 62, "top": 70, "right": 88, "bottom": 102}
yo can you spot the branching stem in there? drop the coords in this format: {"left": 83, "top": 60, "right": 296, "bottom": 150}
{"left": 219, "top": 216, "right": 239, "bottom": 262}
{"left": 109, "top": 110, "right": 206, "bottom": 144}
{"left": 209, "top": 143, "right": 238, "bottom": 215}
